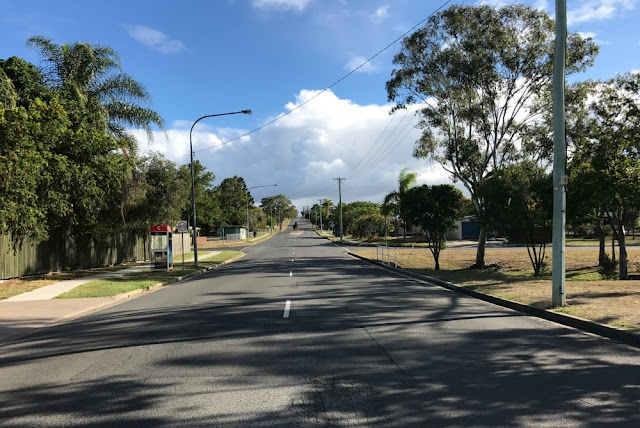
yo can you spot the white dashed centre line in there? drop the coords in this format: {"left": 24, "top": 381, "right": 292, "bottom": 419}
{"left": 283, "top": 300, "right": 291, "bottom": 318}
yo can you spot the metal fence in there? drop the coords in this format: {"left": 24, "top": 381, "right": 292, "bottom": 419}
{"left": 1, "top": 232, "right": 146, "bottom": 280}
{"left": 376, "top": 246, "right": 398, "bottom": 268}
{"left": 222, "top": 233, "right": 243, "bottom": 241}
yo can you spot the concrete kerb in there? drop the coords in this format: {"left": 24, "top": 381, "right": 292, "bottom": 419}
{"left": 347, "top": 251, "right": 640, "bottom": 350}
{"left": 0, "top": 253, "right": 246, "bottom": 345}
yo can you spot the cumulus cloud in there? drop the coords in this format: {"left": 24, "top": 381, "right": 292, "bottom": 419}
{"left": 252, "top": 0, "right": 311, "bottom": 11}
{"left": 568, "top": 0, "right": 636, "bottom": 25}
{"left": 126, "top": 25, "right": 185, "bottom": 54}
{"left": 370, "top": 5, "right": 390, "bottom": 23}
{"left": 132, "top": 89, "right": 452, "bottom": 210}
{"left": 344, "top": 56, "right": 377, "bottom": 73}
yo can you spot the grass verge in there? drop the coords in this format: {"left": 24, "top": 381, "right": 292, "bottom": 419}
{"left": 57, "top": 251, "right": 243, "bottom": 298}
{"left": 353, "top": 247, "right": 640, "bottom": 332}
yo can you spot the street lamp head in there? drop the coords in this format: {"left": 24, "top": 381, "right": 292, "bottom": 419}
{"left": 242, "top": 109, "right": 252, "bottom": 115}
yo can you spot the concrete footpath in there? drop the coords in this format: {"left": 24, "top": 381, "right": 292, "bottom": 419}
{"left": 0, "top": 251, "right": 221, "bottom": 343}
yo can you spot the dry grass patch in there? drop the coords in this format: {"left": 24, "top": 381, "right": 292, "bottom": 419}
{"left": 0, "top": 277, "right": 57, "bottom": 300}
{"left": 0, "top": 265, "right": 129, "bottom": 300}
{"left": 353, "top": 247, "right": 640, "bottom": 331}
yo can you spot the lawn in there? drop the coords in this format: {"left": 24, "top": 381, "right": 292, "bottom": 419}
{"left": 352, "top": 247, "right": 640, "bottom": 331}
{"left": 56, "top": 251, "right": 243, "bottom": 298}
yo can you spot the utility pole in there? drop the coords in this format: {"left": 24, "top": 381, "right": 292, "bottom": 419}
{"left": 334, "top": 178, "right": 345, "bottom": 243}
{"left": 318, "top": 199, "right": 323, "bottom": 231}
{"left": 552, "top": 0, "right": 567, "bottom": 307}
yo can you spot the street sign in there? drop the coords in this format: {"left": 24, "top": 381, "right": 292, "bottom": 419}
{"left": 177, "top": 220, "right": 188, "bottom": 233}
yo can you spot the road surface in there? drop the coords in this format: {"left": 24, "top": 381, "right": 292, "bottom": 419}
{"left": 0, "top": 219, "right": 638, "bottom": 426}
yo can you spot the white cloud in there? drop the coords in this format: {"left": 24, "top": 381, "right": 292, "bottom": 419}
{"left": 345, "top": 56, "right": 376, "bottom": 73}
{"left": 126, "top": 25, "right": 185, "bottom": 54}
{"left": 133, "top": 89, "right": 452, "bottom": 211}
{"left": 577, "top": 31, "right": 610, "bottom": 45}
{"left": 531, "top": 0, "right": 549, "bottom": 12}
{"left": 370, "top": 5, "right": 390, "bottom": 23}
{"left": 568, "top": 0, "right": 636, "bottom": 25}
{"left": 252, "top": 0, "right": 311, "bottom": 11}
{"left": 577, "top": 31, "right": 598, "bottom": 39}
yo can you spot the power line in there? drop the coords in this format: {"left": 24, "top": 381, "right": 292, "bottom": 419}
{"left": 193, "top": 0, "right": 455, "bottom": 154}
{"left": 351, "top": 114, "right": 422, "bottom": 179}
{"left": 292, "top": 0, "right": 522, "bottom": 202}
{"left": 347, "top": 104, "right": 419, "bottom": 179}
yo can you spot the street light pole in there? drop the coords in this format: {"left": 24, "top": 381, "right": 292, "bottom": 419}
{"left": 551, "top": 0, "right": 567, "bottom": 306}
{"left": 189, "top": 109, "right": 251, "bottom": 266}
{"left": 246, "top": 184, "right": 277, "bottom": 242}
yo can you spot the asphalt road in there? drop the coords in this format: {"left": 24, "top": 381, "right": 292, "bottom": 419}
{"left": 0, "top": 219, "right": 639, "bottom": 427}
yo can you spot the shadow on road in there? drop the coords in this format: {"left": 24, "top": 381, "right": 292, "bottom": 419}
{"left": 1, "top": 227, "right": 639, "bottom": 426}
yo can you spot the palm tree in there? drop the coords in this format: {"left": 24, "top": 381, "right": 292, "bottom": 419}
{"left": 27, "top": 35, "right": 164, "bottom": 151}
{"left": 28, "top": 35, "right": 165, "bottom": 225}
{"left": 383, "top": 168, "right": 417, "bottom": 240}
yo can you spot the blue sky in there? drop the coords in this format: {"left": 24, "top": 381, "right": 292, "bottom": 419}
{"left": 2, "top": 0, "right": 640, "bottom": 210}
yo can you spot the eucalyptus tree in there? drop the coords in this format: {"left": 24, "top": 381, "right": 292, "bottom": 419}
{"left": 383, "top": 168, "right": 417, "bottom": 239}
{"left": 214, "top": 175, "right": 248, "bottom": 227}
{"left": 260, "top": 194, "right": 297, "bottom": 229}
{"left": 125, "top": 152, "right": 189, "bottom": 233}
{"left": 386, "top": 4, "right": 597, "bottom": 267}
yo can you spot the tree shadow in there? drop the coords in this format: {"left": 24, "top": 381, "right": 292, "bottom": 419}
{"left": 1, "top": 230, "right": 639, "bottom": 426}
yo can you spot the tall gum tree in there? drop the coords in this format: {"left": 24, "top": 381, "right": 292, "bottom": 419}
{"left": 385, "top": 4, "right": 597, "bottom": 268}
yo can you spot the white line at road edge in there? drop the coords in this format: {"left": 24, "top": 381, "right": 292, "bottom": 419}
{"left": 283, "top": 300, "right": 291, "bottom": 318}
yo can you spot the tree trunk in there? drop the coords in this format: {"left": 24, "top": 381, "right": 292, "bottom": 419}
{"left": 597, "top": 221, "right": 606, "bottom": 266}
{"left": 618, "top": 225, "right": 628, "bottom": 280}
{"left": 473, "top": 225, "right": 487, "bottom": 268}
{"left": 611, "top": 232, "right": 616, "bottom": 262}
{"left": 434, "top": 253, "right": 440, "bottom": 270}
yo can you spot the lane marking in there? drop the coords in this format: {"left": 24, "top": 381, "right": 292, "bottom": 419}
{"left": 283, "top": 300, "right": 291, "bottom": 318}
{"left": 291, "top": 259, "right": 295, "bottom": 262}
{"left": 289, "top": 271, "right": 293, "bottom": 277}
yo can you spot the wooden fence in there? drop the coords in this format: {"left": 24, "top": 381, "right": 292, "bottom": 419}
{"left": 1, "top": 232, "right": 147, "bottom": 280}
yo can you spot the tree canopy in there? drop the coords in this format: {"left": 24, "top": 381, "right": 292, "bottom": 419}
{"left": 404, "top": 184, "right": 464, "bottom": 270}
{"left": 386, "top": 4, "right": 597, "bottom": 267}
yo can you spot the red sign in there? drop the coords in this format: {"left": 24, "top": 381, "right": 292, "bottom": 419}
{"left": 150, "top": 225, "right": 172, "bottom": 232}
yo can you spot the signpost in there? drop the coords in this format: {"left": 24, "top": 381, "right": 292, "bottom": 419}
{"left": 177, "top": 220, "right": 188, "bottom": 270}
